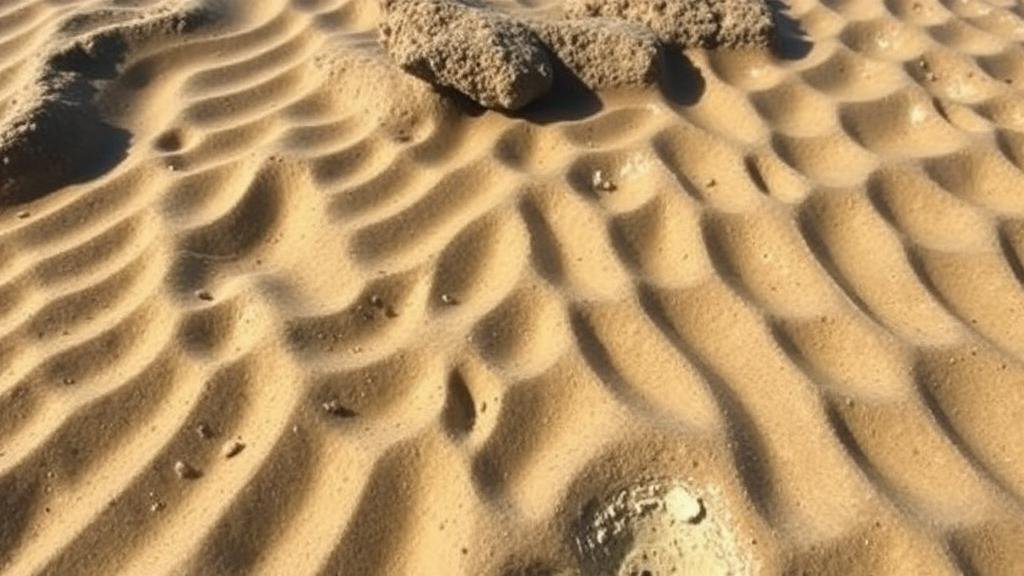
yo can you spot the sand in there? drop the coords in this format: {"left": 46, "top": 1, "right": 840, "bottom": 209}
{"left": 1, "top": 0, "right": 1024, "bottom": 574}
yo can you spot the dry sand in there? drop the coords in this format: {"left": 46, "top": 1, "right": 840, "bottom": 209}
{"left": 1, "top": 0, "right": 1024, "bottom": 574}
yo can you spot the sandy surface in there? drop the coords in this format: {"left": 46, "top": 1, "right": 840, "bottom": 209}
{"left": 1, "top": 0, "right": 1024, "bottom": 574}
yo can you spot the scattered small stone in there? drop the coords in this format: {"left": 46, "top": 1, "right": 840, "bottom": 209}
{"left": 150, "top": 501, "right": 166, "bottom": 513}
{"left": 440, "top": 293, "right": 459, "bottom": 305}
{"left": 385, "top": 306, "right": 399, "bottom": 318}
{"left": 369, "top": 294, "right": 384, "bottom": 308}
{"left": 195, "top": 290, "right": 214, "bottom": 301}
{"left": 222, "top": 440, "right": 245, "bottom": 458}
{"left": 592, "top": 170, "right": 617, "bottom": 192}
{"left": 61, "top": 377, "right": 76, "bottom": 385}
{"left": 16, "top": 210, "right": 30, "bottom": 219}
{"left": 173, "top": 460, "right": 201, "bottom": 480}
{"left": 706, "top": 178, "right": 717, "bottom": 187}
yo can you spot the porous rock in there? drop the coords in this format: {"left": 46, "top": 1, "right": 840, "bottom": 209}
{"left": 562, "top": 0, "right": 775, "bottom": 49}
{"left": 532, "top": 17, "right": 661, "bottom": 90}
{"left": 379, "top": 0, "right": 553, "bottom": 110}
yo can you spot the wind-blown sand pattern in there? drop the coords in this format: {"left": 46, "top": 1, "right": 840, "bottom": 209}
{"left": 1, "top": 0, "right": 1024, "bottom": 574}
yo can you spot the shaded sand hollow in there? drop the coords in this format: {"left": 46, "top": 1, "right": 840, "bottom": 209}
{"left": 1, "top": 0, "right": 1024, "bottom": 574}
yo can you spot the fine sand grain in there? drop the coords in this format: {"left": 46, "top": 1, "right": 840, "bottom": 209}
{"left": 1, "top": 0, "right": 1024, "bottom": 574}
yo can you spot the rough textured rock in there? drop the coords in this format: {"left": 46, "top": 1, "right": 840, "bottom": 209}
{"left": 532, "top": 18, "right": 661, "bottom": 90}
{"left": 379, "top": 0, "right": 554, "bottom": 111}
{"left": 562, "top": 0, "right": 775, "bottom": 48}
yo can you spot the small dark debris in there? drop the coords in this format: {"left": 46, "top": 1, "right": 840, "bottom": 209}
{"left": 195, "top": 290, "right": 214, "bottom": 301}
{"left": 222, "top": 440, "right": 245, "bottom": 458}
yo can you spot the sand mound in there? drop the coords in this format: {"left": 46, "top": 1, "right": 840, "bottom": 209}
{"left": 0, "top": 0, "right": 218, "bottom": 205}
{"left": 1, "top": 0, "right": 1024, "bottom": 574}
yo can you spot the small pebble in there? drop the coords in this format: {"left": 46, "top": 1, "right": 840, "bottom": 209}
{"left": 385, "top": 306, "right": 398, "bottom": 318}
{"left": 591, "top": 170, "right": 616, "bottom": 192}
{"left": 369, "top": 294, "right": 384, "bottom": 308}
{"left": 440, "top": 293, "right": 459, "bottom": 305}
{"left": 17, "top": 211, "right": 30, "bottom": 219}
{"left": 150, "top": 501, "right": 165, "bottom": 513}
{"left": 196, "top": 423, "right": 214, "bottom": 439}
{"left": 195, "top": 290, "right": 214, "bottom": 301}
{"left": 222, "top": 440, "right": 245, "bottom": 458}
{"left": 322, "top": 399, "right": 354, "bottom": 418}
{"left": 174, "top": 460, "right": 201, "bottom": 480}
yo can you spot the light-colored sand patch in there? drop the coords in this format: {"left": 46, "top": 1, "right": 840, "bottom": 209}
{"left": 575, "top": 481, "right": 751, "bottom": 576}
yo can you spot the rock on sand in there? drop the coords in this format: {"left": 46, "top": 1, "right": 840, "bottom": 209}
{"left": 532, "top": 17, "right": 662, "bottom": 91}
{"left": 379, "top": 0, "right": 554, "bottom": 111}
{"left": 562, "top": 0, "right": 775, "bottom": 48}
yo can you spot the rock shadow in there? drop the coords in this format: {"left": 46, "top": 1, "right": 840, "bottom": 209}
{"left": 658, "top": 48, "right": 707, "bottom": 107}
{"left": 768, "top": 0, "right": 813, "bottom": 60}
{"left": 513, "top": 47, "right": 707, "bottom": 123}
{"left": 514, "top": 59, "right": 605, "bottom": 124}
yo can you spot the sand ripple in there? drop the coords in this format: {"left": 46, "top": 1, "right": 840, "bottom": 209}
{"left": 1, "top": 0, "right": 1024, "bottom": 574}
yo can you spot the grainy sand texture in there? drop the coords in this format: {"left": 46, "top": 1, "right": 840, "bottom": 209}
{"left": 1, "top": 0, "right": 1024, "bottom": 574}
